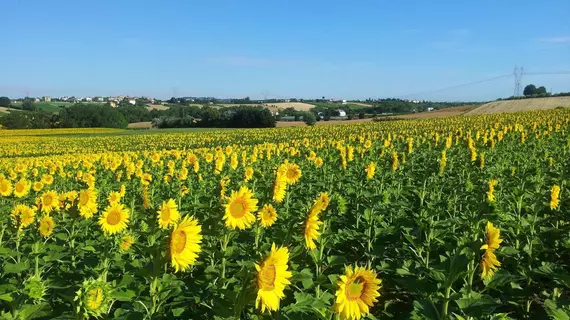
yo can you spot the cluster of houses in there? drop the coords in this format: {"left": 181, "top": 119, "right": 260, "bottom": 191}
{"left": 35, "top": 96, "right": 156, "bottom": 108}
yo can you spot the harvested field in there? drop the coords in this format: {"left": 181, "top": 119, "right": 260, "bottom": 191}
{"left": 267, "top": 102, "right": 316, "bottom": 111}
{"left": 146, "top": 104, "right": 169, "bottom": 111}
{"left": 466, "top": 97, "right": 570, "bottom": 115}
{"left": 127, "top": 121, "right": 152, "bottom": 129}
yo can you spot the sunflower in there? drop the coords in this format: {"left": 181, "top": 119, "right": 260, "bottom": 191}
{"left": 119, "top": 233, "right": 135, "bottom": 251}
{"left": 550, "top": 185, "right": 561, "bottom": 210}
{"left": 78, "top": 189, "right": 98, "bottom": 218}
{"left": 258, "top": 204, "right": 277, "bottom": 228}
{"left": 272, "top": 172, "right": 287, "bottom": 203}
{"left": 255, "top": 243, "right": 292, "bottom": 312}
{"left": 170, "top": 215, "right": 202, "bottom": 272}
{"left": 40, "top": 190, "right": 59, "bottom": 214}
{"left": 19, "top": 205, "right": 37, "bottom": 230}
{"left": 32, "top": 181, "right": 44, "bottom": 192}
{"left": 38, "top": 215, "right": 55, "bottom": 237}
{"left": 14, "top": 179, "right": 31, "bottom": 198}
{"left": 481, "top": 250, "right": 501, "bottom": 280}
{"left": 334, "top": 265, "right": 382, "bottom": 320}
{"left": 119, "top": 184, "right": 126, "bottom": 197}
{"left": 41, "top": 174, "right": 54, "bottom": 185}
{"left": 223, "top": 186, "right": 258, "bottom": 230}
{"left": 487, "top": 179, "right": 498, "bottom": 202}
{"left": 480, "top": 222, "right": 503, "bottom": 251}
{"left": 365, "top": 162, "right": 376, "bottom": 180}
{"left": 0, "top": 178, "right": 12, "bottom": 196}
{"left": 304, "top": 208, "right": 322, "bottom": 250}
{"left": 244, "top": 167, "right": 254, "bottom": 182}
{"left": 99, "top": 203, "right": 129, "bottom": 235}
{"left": 281, "top": 163, "right": 302, "bottom": 184}
{"left": 364, "top": 140, "right": 372, "bottom": 149}
{"left": 480, "top": 222, "right": 502, "bottom": 280}
{"left": 76, "top": 279, "right": 112, "bottom": 318}
{"left": 157, "top": 199, "right": 180, "bottom": 229}
{"left": 314, "top": 157, "right": 323, "bottom": 168}
{"left": 107, "top": 191, "right": 122, "bottom": 205}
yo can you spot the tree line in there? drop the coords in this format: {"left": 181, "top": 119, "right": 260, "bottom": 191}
{"left": 0, "top": 99, "right": 278, "bottom": 129}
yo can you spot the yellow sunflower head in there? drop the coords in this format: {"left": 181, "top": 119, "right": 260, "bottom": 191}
{"left": 157, "top": 199, "right": 181, "bottom": 229}
{"left": 32, "top": 181, "right": 44, "bottom": 192}
{"left": 550, "top": 184, "right": 561, "bottom": 210}
{"left": 99, "top": 203, "right": 129, "bottom": 235}
{"left": 365, "top": 162, "right": 376, "bottom": 180}
{"left": 14, "top": 179, "right": 31, "bottom": 198}
{"left": 480, "top": 222, "right": 502, "bottom": 251}
{"left": 335, "top": 265, "right": 382, "bottom": 320}
{"left": 223, "top": 186, "right": 258, "bottom": 230}
{"left": 244, "top": 167, "right": 254, "bottom": 182}
{"left": 255, "top": 243, "right": 292, "bottom": 313}
{"left": 304, "top": 210, "right": 322, "bottom": 250}
{"left": 0, "top": 178, "right": 13, "bottom": 196}
{"left": 107, "top": 191, "right": 122, "bottom": 205}
{"left": 119, "top": 233, "right": 135, "bottom": 251}
{"left": 281, "top": 163, "right": 302, "bottom": 184}
{"left": 314, "top": 157, "right": 323, "bottom": 168}
{"left": 170, "top": 215, "right": 202, "bottom": 272}
{"left": 38, "top": 215, "right": 55, "bottom": 238}
{"left": 272, "top": 172, "right": 287, "bottom": 203}
{"left": 78, "top": 189, "right": 98, "bottom": 218}
{"left": 20, "top": 205, "right": 37, "bottom": 231}
{"left": 41, "top": 174, "right": 54, "bottom": 185}
{"left": 40, "top": 190, "right": 59, "bottom": 214}
{"left": 258, "top": 204, "right": 278, "bottom": 228}
{"left": 480, "top": 249, "right": 501, "bottom": 280}
{"left": 76, "top": 279, "right": 112, "bottom": 318}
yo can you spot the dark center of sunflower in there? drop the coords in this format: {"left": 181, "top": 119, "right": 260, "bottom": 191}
{"left": 263, "top": 209, "right": 273, "bottom": 220}
{"left": 15, "top": 184, "right": 24, "bottom": 192}
{"left": 346, "top": 276, "right": 366, "bottom": 300}
{"left": 286, "top": 168, "right": 296, "bottom": 179}
{"left": 161, "top": 207, "right": 170, "bottom": 221}
{"left": 80, "top": 193, "right": 90, "bottom": 205}
{"left": 106, "top": 210, "right": 121, "bottom": 225}
{"left": 230, "top": 200, "right": 246, "bottom": 218}
{"left": 172, "top": 230, "right": 187, "bottom": 253}
{"left": 259, "top": 264, "right": 276, "bottom": 290}
{"left": 44, "top": 194, "right": 53, "bottom": 206}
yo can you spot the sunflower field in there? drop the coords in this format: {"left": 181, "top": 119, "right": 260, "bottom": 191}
{"left": 1, "top": 109, "right": 569, "bottom": 319}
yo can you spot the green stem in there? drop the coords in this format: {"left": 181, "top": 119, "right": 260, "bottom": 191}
{"left": 441, "top": 285, "right": 452, "bottom": 319}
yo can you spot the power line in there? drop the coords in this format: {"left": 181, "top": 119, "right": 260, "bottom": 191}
{"left": 525, "top": 71, "right": 570, "bottom": 75}
{"left": 397, "top": 73, "right": 512, "bottom": 99}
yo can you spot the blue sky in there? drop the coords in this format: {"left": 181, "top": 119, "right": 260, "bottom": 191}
{"left": 1, "top": 1, "right": 569, "bottom": 101}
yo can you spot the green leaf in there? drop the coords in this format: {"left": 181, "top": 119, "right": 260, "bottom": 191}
{"left": 112, "top": 289, "right": 136, "bottom": 302}
{"left": 410, "top": 299, "right": 440, "bottom": 320}
{"left": 544, "top": 299, "right": 570, "bottom": 320}
{"left": 3, "top": 262, "right": 29, "bottom": 274}
{"left": 327, "top": 255, "right": 348, "bottom": 266}
{"left": 0, "top": 293, "right": 13, "bottom": 302}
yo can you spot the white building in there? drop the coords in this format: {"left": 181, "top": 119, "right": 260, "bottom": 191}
{"left": 336, "top": 109, "right": 347, "bottom": 117}
{"left": 128, "top": 99, "right": 136, "bottom": 105}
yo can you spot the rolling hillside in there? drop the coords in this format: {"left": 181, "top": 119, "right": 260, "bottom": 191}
{"left": 466, "top": 96, "right": 570, "bottom": 115}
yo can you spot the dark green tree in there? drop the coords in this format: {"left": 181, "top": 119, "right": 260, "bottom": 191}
{"left": 536, "top": 86, "right": 547, "bottom": 95}
{"left": 523, "top": 84, "right": 537, "bottom": 96}
{"left": 22, "top": 99, "right": 37, "bottom": 111}
{"left": 0, "top": 96, "right": 10, "bottom": 107}
{"left": 303, "top": 111, "right": 316, "bottom": 126}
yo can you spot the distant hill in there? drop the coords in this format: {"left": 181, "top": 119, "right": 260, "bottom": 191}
{"left": 466, "top": 96, "right": 570, "bottom": 115}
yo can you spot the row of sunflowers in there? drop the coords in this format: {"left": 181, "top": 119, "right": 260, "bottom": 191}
{"left": 1, "top": 108, "right": 569, "bottom": 319}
